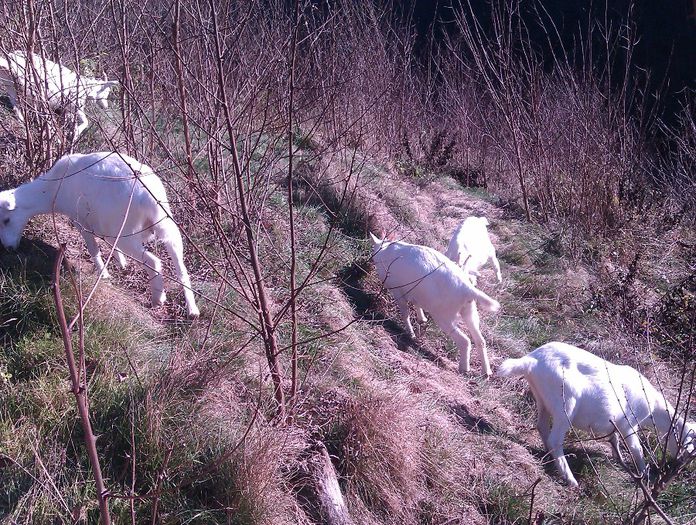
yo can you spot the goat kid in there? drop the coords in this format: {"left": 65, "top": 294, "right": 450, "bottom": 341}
{"left": 497, "top": 341, "right": 696, "bottom": 487}
{"left": 370, "top": 233, "right": 500, "bottom": 376}
{"left": 445, "top": 216, "right": 502, "bottom": 285}
{"left": 0, "top": 152, "right": 199, "bottom": 318}
{"left": 0, "top": 50, "right": 117, "bottom": 140}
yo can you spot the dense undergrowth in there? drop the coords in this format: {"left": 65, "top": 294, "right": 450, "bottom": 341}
{"left": 1, "top": 0, "right": 695, "bottom": 523}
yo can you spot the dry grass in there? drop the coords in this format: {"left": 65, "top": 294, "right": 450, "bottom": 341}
{"left": 2, "top": 139, "right": 694, "bottom": 523}
{"left": 324, "top": 388, "right": 424, "bottom": 523}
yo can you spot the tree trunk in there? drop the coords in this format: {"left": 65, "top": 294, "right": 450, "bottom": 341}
{"left": 296, "top": 442, "right": 354, "bottom": 525}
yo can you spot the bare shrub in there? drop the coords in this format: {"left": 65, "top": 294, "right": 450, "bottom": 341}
{"left": 398, "top": 129, "right": 460, "bottom": 186}
{"left": 654, "top": 274, "right": 696, "bottom": 362}
{"left": 653, "top": 95, "right": 696, "bottom": 225}
{"left": 438, "top": 0, "right": 654, "bottom": 233}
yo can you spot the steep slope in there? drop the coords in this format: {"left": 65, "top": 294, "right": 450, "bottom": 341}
{"left": 1, "top": 145, "right": 694, "bottom": 524}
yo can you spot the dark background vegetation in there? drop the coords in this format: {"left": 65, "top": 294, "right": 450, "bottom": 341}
{"left": 413, "top": 0, "right": 696, "bottom": 124}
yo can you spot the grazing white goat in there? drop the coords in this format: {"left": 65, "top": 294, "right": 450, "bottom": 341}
{"left": 497, "top": 342, "right": 696, "bottom": 487}
{"left": 0, "top": 50, "right": 117, "bottom": 139}
{"left": 445, "top": 216, "right": 502, "bottom": 285}
{"left": 370, "top": 233, "right": 500, "bottom": 376}
{"left": 0, "top": 152, "right": 200, "bottom": 318}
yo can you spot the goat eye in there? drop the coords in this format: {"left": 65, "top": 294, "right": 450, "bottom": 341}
{"left": 2, "top": 218, "right": 9, "bottom": 225}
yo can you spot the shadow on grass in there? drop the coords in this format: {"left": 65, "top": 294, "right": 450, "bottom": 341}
{"left": 337, "top": 258, "right": 450, "bottom": 368}
{"left": 0, "top": 237, "right": 77, "bottom": 342}
{"left": 449, "top": 403, "right": 496, "bottom": 434}
{"left": 290, "top": 161, "right": 370, "bottom": 239}
{"left": 519, "top": 438, "right": 612, "bottom": 487}
{"left": 0, "top": 237, "right": 66, "bottom": 276}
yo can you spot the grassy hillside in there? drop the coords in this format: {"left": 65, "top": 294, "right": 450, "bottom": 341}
{"left": 1, "top": 140, "right": 694, "bottom": 523}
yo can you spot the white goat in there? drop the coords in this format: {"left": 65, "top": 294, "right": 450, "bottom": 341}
{"left": 0, "top": 151, "right": 199, "bottom": 318}
{"left": 497, "top": 341, "right": 696, "bottom": 487}
{"left": 0, "top": 50, "right": 117, "bottom": 140}
{"left": 445, "top": 216, "right": 502, "bottom": 285}
{"left": 370, "top": 233, "right": 500, "bottom": 376}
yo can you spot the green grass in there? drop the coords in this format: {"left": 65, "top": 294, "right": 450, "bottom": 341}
{"left": 381, "top": 188, "right": 420, "bottom": 227}
{"left": 0, "top": 257, "right": 57, "bottom": 346}
{"left": 497, "top": 315, "right": 556, "bottom": 350}
{"left": 0, "top": 248, "right": 168, "bottom": 521}
{"left": 459, "top": 185, "right": 497, "bottom": 202}
{"left": 657, "top": 473, "right": 696, "bottom": 523}
{"left": 479, "top": 479, "right": 532, "bottom": 524}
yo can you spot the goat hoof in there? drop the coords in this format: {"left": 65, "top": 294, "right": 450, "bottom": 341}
{"left": 187, "top": 306, "right": 200, "bottom": 319}
{"left": 152, "top": 292, "right": 167, "bottom": 307}
{"left": 116, "top": 254, "right": 128, "bottom": 269}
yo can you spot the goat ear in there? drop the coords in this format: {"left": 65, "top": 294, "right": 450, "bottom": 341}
{"left": 104, "top": 80, "right": 119, "bottom": 88}
{"left": 479, "top": 217, "right": 490, "bottom": 226}
{"left": 103, "top": 71, "right": 108, "bottom": 82}
{"left": 0, "top": 190, "right": 16, "bottom": 211}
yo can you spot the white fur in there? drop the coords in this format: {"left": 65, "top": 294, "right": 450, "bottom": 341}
{"left": 370, "top": 232, "right": 500, "bottom": 376}
{"left": 0, "top": 152, "right": 199, "bottom": 318}
{"left": 0, "top": 50, "right": 117, "bottom": 139}
{"left": 498, "top": 342, "right": 696, "bottom": 487}
{"left": 445, "top": 216, "right": 502, "bottom": 285}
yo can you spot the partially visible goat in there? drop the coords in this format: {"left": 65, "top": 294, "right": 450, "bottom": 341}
{"left": 0, "top": 50, "right": 117, "bottom": 140}
{"left": 370, "top": 233, "right": 500, "bottom": 376}
{"left": 497, "top": 341, "right": 696, "bottom": 487}
{"left": 0, "top": 151, "right": 199, "bottom": 318}
{"left": 445, "top": 216, "right": 502, "bottom": 285}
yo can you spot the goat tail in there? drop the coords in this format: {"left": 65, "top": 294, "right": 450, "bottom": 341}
{"left": 470, "top": 286, "right": 500, "bottom": 313}
{"left": 496, "top": 355, "right": 535, "bottom": 378}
